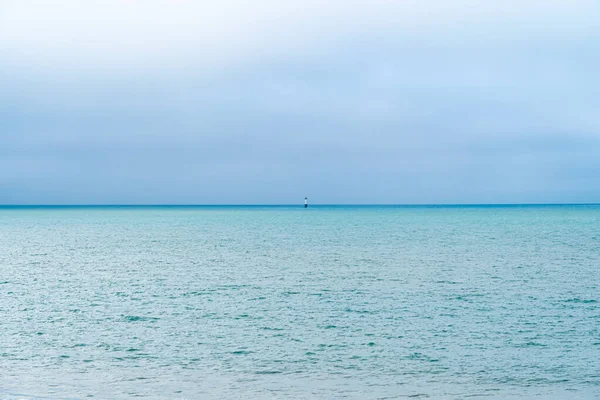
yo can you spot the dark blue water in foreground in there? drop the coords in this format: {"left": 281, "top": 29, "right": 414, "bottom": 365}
{"left": 1, "top": 205, "right": 599, "bottom": 399}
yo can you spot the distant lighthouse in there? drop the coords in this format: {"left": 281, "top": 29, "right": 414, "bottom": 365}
{"left": 304, "top": 197, "right": 308, "bottom": 208}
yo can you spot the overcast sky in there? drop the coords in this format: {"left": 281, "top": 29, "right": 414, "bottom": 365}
{"left": 1, "top": 0, "right": 599, "bottom": 204}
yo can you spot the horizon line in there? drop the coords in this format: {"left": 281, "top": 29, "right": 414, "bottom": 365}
{"left": 1, "top": 203, "right": 599, "bottom": 207}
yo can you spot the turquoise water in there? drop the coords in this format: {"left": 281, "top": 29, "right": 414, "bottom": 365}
{"left": 1, "top": 205, "right": 599, "bottom": 399}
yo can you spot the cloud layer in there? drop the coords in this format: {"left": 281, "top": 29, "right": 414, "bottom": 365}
{"left": 1, "top": 0, "right": 599, "bottom": 204}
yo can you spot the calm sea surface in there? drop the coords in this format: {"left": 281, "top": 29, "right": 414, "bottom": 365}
{"left": 1, "top": 205, "right": 599, "bottom": 399}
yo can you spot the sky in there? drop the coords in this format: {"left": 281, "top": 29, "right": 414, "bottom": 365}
{"left": 1, "top": 0, "right": 599, "bottom": 204}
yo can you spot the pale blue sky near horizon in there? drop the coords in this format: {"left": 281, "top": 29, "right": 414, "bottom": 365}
{"left": 1, "top": 0, "right": 600, "bottom": 205}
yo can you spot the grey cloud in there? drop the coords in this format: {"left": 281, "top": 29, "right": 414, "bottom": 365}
{"left": 1, "top": 1, "right": 600, "bottom": 204}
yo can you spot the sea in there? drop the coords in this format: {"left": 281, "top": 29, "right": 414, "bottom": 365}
{"left": 0, "top": 205, "right": 599, "bottom": 399}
